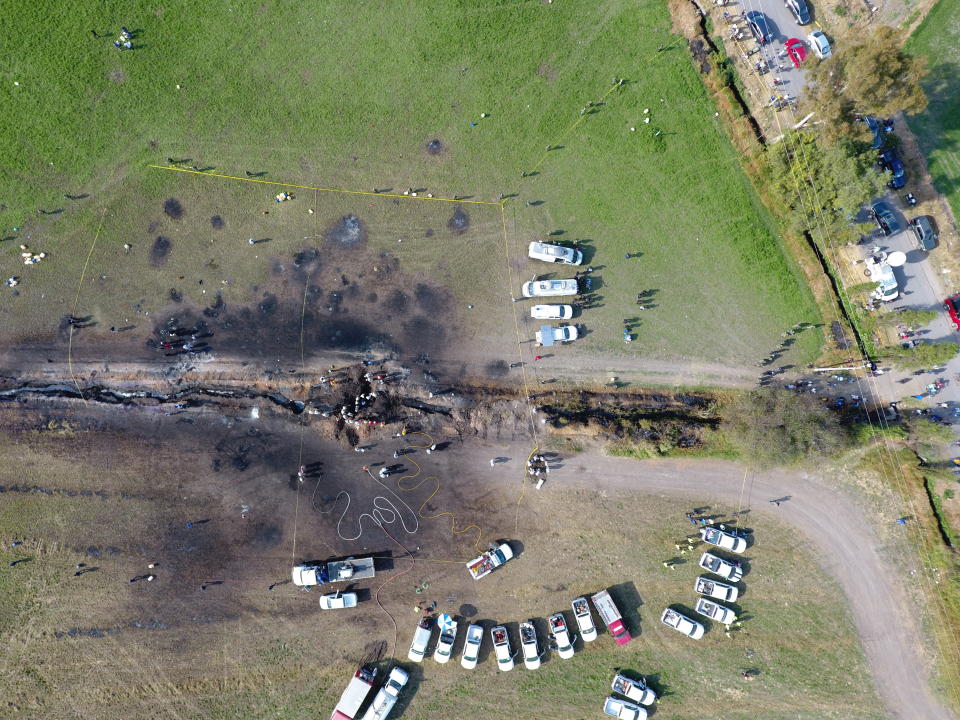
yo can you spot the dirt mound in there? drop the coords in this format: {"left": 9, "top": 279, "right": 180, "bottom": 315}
{"left": 325, "top": 214, "right": 366, "bottom": 248}
{"left": 447, "top": 206, "right": 469, "bottom": 234}
{"left": 163, "top": 198, "right": 184, "bottom": 219}
{"left": 150, "top": 236, "right": 172, "bottom": 266}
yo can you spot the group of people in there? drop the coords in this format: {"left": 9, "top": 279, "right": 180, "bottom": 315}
{"left": 113, "top": 27, "right": 132, "bottom": 49}
{"left": 527, "top": 453, "right": 550, "bottom": 477}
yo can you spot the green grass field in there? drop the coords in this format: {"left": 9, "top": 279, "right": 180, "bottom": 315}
{"left": 906, "top": 0, "right": 960, "bottom": 222}
{"left": 0, "top": 0, "right": 819, "bottom": 374}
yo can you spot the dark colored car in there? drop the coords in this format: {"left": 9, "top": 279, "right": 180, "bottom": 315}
{"left": 865, "top": 116, "right": 883, "bottom": 149}
{"left": 945, "top": 294, "right": 960, "bottom": 332}
{"left": 871, "top": 200, "right": 902, "bottom": 236}
{"left": 879, "top": 148, "right": 907, "bottom": 189}
{"left": 785, "top": 0, "right": 811, "bottom": 25}
{"left": 910, "top": 215, "right": 938, "bottom": 252}
{"left": 746, "top": 11, "right": 774, "bottom": 44}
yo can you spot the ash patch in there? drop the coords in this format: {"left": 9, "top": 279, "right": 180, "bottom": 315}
{"left": 426, "top": 138, "right": 444, "bottom": 155}
{"left": 210, "top": 215, "right": 225, "bottom": 229}
{"left": 447, "top": 206, "right": 469, "bottom": 234}
{"left": 486, "top": 360, "right": 509, "bottom": 378}
{"left": 401, "top": 315, "right": 444, "bottom": 350}
{"left": 150, "top": 236, "right": 172, "bottom": 267}
{"left": 169, "top": 288, "right": 183, "bottom": 303}
{"left": 325, "top": 214, "right": 366, "bottom": 248}
{"left": 414, "top": 283, "right": 443, "bottom": 313}
{"left": 163, "top": 198, "right": 184, "bottom": 219}
{"left": 387, "top": 289, "right": 409, "bottom": 313}
{"left": 258, "top": 292, "right": 278, "bottom": 316}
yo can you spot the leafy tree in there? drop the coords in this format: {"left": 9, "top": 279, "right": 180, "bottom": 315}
{"left": 766, "top": 131, "right": 888, "bottom": 243}
{"left": 804, "top": 26, "right": 929, "bottom": 143}
{"left": 888, "top": 342, "right": 960, "bottom": 370}
{"left": 720, "top": 388, "right": 850, "bottom": 468}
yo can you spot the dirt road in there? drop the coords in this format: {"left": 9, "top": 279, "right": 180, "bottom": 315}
{"left": 476, "top": 445, "right": 954, "bottom": 720}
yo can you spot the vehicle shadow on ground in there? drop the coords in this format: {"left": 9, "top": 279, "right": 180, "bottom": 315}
{"left": 609, "top": 581, "right": 643, "bottom": 638}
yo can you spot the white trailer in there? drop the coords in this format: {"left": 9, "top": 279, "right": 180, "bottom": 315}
{"left": 292, "top": 556, "right": 375, "bottom": 586}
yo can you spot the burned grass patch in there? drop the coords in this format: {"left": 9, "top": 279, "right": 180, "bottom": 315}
{"left": 210, "top": 215, "right": 225, "bottom": 229}
{"left": 325, "top": 214, "right": 366, "bottom": 249}
{"left": 150, "top": 236, "right": 172, "bottom": 267}
{"left": 447, "top": 206, "right": 469, "bottom": 234}
{"left": 163, "top": 197, "right": 184, "bottom": 219}
{"left": 426, "top": 138, "right": 444, "bottom": 155}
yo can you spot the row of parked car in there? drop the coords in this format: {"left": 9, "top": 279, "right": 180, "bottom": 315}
{"left": 406, "top": 591, "right": 624, "bottom": 669}
{"left": 744, "top": 7, "right": 831, "bottom": 59}
{"left": 523, "top": 241, "right": 584, "bottom": 344}
{"left": 660, "top": 526, "right": 749, "bottom": 641}
{"left": 871, "top": 200, "right": 938, "bottom": 252}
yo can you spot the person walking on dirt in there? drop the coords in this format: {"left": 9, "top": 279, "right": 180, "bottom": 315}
{"left": 534, "top": 355, "right": 544, "bottom": 361}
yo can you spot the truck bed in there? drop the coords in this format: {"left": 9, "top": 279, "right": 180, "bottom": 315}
{"left": 328, "top": 557, "right": 375, "bottom": 581}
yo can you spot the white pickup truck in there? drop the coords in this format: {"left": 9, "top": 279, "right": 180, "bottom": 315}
{"left": 571, "top": 596, "right": 598, "bottom": 642}
{"left": 519, "top": 621, "right": 541, "bottom": 669}
{"left": 694, "top": 597, "right": 737, "bottom": 625}
{"left": 491, "top": 625, "right": 514, "bottom": 671}
{"left": 699, "top": 552, "right": 744, "bottom": 582}
{"left": 466, "top": 542, "right": 514, "bottom": 580}
{"left": 660, "top": 607, "right": 705, "bottom": 639}
{"left": 694, "top": 575, "right": 739, "bottom": 602}
{"left": 535, "top": 324, "right": 578, "bottom": 345}
{"left": 434, "top": 619, "right": 458, "bottom": 664}
{"left": 460, "top": 624, "right": 483, "bottom": 669}
{"left": 611, "top": 673, "right": 657, "bottom": 706}
{"left": 548, "top": 613, "right": 575, "bottom": 659}
{"left": 360, "top": 668, "right": 408, "bottom": 720}
{"left": 700, "top": 526, "right": 747, "bottom": 553}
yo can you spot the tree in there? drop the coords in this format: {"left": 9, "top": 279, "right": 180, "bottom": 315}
{"left": 720, "top": 388, "right": 850, "bottom": 468}
{"left": 766, "top": 131, "right": 888, "bottom": 242}
{"left": 804, "top": 26, "right": 929, "bottom": 143}
{"left": 888, "top": 342, "right": 960, "bottom": 370}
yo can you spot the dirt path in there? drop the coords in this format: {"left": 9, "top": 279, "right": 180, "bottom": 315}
{"left": 466, "top": 444, "right": 954, "bottom": 720}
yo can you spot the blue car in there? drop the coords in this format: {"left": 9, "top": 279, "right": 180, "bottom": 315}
{"left": 865, "top": 116, "right": 883, "bottom": 149}
{"left": 746, "top": 11, "right": 774, "bottom": 44}
{"left": 879, "top": 149, "right": 906, "bottom": 189}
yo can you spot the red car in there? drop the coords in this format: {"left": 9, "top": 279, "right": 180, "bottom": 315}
{"left": 785, "top": 38, "right": 807, "bottom": 68}
{"left": 946, "top": 294, "right": 960, "bottom": 331}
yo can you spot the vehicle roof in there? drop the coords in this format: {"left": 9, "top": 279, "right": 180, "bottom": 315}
{"left": 872, "top": 200, "right": 894, "bottom": 214}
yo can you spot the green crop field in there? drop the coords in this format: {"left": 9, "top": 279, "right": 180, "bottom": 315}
{"left": 0, "top": 0, "right": 819, "bottom": 379}
{"left": 906, "top": 0, "right": 960, "bottom": 223}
